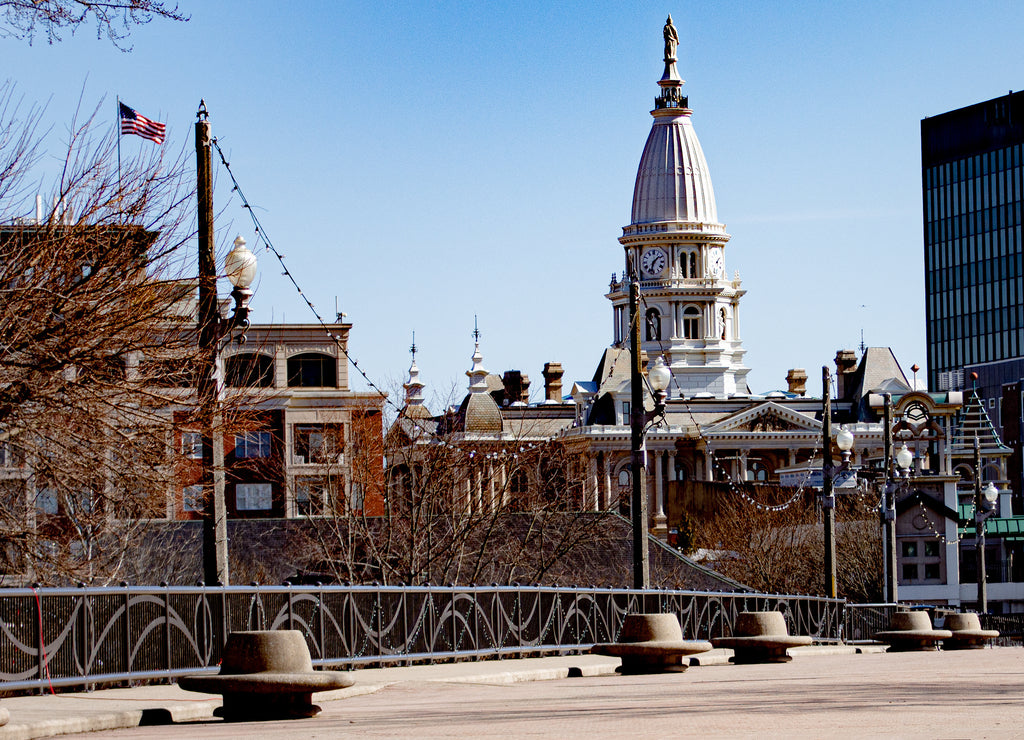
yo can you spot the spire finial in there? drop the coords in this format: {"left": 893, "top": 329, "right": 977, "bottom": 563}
{"left": 403, "top": 331, "right": 426, "bottom": 408}
{"left": 467, "top": 317, "right": 489, "bottom": 393}
{"left": 656, "top": 17, "right": 686, "bottom": 109}
{"left": 663, "top": 15, "right": 678, "bottom": 62}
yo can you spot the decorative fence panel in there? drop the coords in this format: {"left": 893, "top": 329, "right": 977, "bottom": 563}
{"left": 843, "top": 603, "right": 900, "bottom": 643}
{"left": 0, "top": 585, "right": 843, "bottom": 692}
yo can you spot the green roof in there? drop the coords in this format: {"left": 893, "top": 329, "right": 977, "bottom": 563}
{"left": 957, "top": 504, "right": 1024, "bottom": 539}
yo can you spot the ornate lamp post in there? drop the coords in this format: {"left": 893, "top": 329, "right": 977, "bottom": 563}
{"left": 628, "top": 272, "right": 671, "bottom": 589}
{"left": 975, "top": 438, "right": 1000, "bottom": 613}
{"left": 821, "top": 367, "right": 855, "bottom": 599}
{"left": 879, "top": 441, "right": 914, "bottom": 603}
{"left": 196, "top": 101, "right": 257, "bottom": 587}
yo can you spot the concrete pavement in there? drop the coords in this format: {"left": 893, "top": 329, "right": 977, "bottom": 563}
{"left": 2, "top": 646, "right": 1023, "bottom": 739}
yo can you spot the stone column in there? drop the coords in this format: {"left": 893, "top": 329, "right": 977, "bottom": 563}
{"left": 739, "top": 448, "right": 750, "bottom": 482}
{"left": 486, "top": 461, "right": 496, "bottom": 512}
{"left": 703, "top": 449, "right": 714, "bottom": 481}
{"left": 499, "top": 464, "right": 508, "bottom": 507}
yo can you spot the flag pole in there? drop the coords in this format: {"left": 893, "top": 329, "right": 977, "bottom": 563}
{"left": 116, "top": 96, "right": 122, "bottom": 206}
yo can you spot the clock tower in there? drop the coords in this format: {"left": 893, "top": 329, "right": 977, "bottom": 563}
{"left": 607, "top": 15, "right": 749, "bottom": 398}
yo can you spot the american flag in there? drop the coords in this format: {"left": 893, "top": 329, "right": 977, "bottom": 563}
{"left": 119, "top": 102, "right": 165, "bottom": 144}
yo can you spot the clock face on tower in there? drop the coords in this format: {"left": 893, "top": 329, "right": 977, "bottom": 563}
{"left": 708, "top": 247, "right": 724, "bottom": 277}
{"left": 640, "top": 247, "right": 667, "bottom": 276}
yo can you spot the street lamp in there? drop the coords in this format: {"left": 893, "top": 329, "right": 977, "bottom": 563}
{"left": 880, "top": 441, "right": 914, "bottom": 603}
{"left": 196, "top": 101, "right": 258, "bottom": 587}
{"left": 895, "top": 443, "right": 913, "bottom": 475}
{"left": 836, "top": 427, "right": 855, "bottom": 461}
{"left": 977, "top": 479, "right": 1000, "bottom": 614}
{"left": 627, "top": 270, "right": 671, "bottom": 590}
{"left": 647, "top": 356, "right": 672, "bottom": 404}
{"left": 224, "top": 235, "right": 257, "bottom": 332}
{"left": 628, "top": 351, "right": 671, "bottom": 590}
{"left": 821, "top": 367, "right": 856, "bottom": 599}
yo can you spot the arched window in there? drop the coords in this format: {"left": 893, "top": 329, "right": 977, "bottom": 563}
{"left": 687, "top": 252, "right": 697, "bottom": 278}
{"left": 226, "top": 353, "right": 275, "bottom": 387}
{"left": 617, "top": 469, "right": 631, "bottom": 515}
{"left": 287, "top": 353, "right": 337, "bottom": 388}
{"left": 683, "top": 306, "right": 700, "bottom": 339}
{"left": 645, "top": 308, "right": 661, "bottom": 341}
{"left": 747, "top": 461, "right": 769, "bottom": 482}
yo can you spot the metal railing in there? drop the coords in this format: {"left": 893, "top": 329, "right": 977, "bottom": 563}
{"left": 0, "top": 585, "right": 843, "bottom": 692}
{"left": 843, "top": 603, "right": 901, "bottom": 643}
{"left": 980, "top": 613, "right": 1024, "bottom": 645}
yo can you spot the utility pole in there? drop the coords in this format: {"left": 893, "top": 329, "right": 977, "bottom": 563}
{"left": 196, "top": 101, "right": 230, "bottom": 587}
{"left": 629, "top": 275, "right": 650, "bottom": 590}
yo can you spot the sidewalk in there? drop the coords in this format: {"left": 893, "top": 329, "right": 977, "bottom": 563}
{"left": 0, "top": 652, "right": 626, "bottom": 740}
{"left": 3, "top": 645, "right": 1020, "bottom": 739}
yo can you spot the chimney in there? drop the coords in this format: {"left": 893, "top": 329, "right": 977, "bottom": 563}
{"left": 543, "top": 362, "right": 564, "bottom": 403}
{"left": 501, "top": 371, "right": 530, "bottom": 405}
{"left": 786, "top": 368, "right": 807, "bottom": 396}
{"left": 834, "top": 350, "right": 858, "bottom": 399}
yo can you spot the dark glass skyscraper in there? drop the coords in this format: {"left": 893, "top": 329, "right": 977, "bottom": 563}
{"left": 923, "top": 92, "right": 1024, "bottom": 399}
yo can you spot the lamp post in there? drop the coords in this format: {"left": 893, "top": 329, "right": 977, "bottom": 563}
{"left": 974, "top": 434, "right": 999, "bottom": 613}
{"left": 881, "top": 394, "right": 899, "bottom": 604}
{"left": 821, "top": 367, "right": 855, "bottom": 599}
{"left": 196, "top": 101, "right": 257, "bottom": 587}
{"left": 881, "top": 441, "right": 913, "bottom": 603}
{"left": 628, "top": 270, "right": 671, "bottom": 589}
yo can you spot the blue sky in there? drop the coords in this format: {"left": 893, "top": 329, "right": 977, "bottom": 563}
{"left": 9, "top": 1, "right": 1024, "bottom": 403}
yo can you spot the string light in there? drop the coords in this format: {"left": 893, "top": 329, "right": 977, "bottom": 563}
{"left": 210, "top": 139, "right": 433, "bottom": 434}
{"left": 205, "top": 151, "right": 919, "bottom": 512}
{"left": 912, "top": 498, "right": 971, "bottom": 545}
{"left": 636, "top": 291, "right": 824, "bottom": 511}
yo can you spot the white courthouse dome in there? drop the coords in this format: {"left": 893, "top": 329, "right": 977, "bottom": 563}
{"left": 631, "top": 110, "right": 718, "bottom": 226}
{"left": 629, "top": 15, "right": 720, "bottom": 230}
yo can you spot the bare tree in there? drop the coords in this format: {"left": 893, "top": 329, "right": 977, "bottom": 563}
{"left": 0, "top": 84, "right": 206, "bottom": 584}
{"left": 295, "top": 399, "right": 617, "bottom": 587}
{"left": 0, "top": 0, "right": 187, "bottom": 48}
{"left": 687, "top": 483, "right": 883, "bottom": 601}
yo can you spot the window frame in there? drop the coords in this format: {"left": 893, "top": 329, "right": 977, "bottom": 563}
{"left": 181, "top": 431, "right": 203, "bottom": 460}
{"left": 235, "top": 431, "right": 273, "bottom": 459}
{"left": 286, "top": 353, "right": 338, "bottom": 388}
{"left": 683, "top": 305, "right": 700, "bottom": 339}
{"left": 236, "top": 482, "right": 273, "bottom": 511}
{"left": 183, "top": 485, "right": 203, "bottom": 512}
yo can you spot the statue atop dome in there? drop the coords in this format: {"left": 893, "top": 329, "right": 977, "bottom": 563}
{"left": 663, "top": 15, "right": 678, "bottom": 61}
